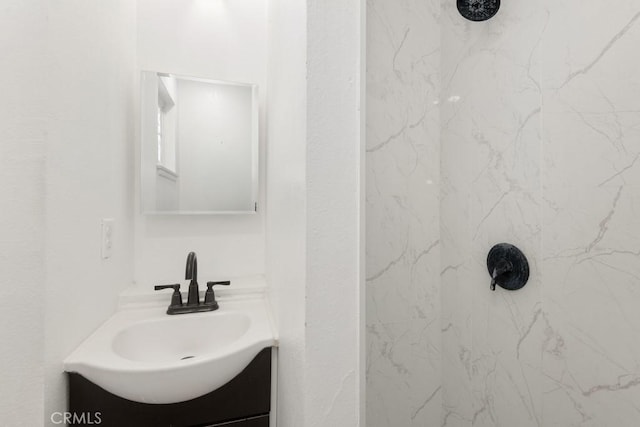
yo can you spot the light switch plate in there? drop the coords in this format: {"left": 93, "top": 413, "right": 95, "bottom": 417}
{"left": 101, "top": 218, "right": 115, "bottom": 259}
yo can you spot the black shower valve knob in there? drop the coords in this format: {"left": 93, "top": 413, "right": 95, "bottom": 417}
{"left": 487, "top": 243, "right": 529, "bottom": 291}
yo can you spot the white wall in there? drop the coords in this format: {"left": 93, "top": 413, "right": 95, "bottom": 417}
{"left": 0, "top": 2, "right": 365, "bottom": 425}
{"left": 0, "top": 1, "right": 46, "bottom": 425}
{"left": 265, "top": 0, "right": 308, "bottom": 422}
{"left": 0, "top": 1, "right": 136, "bottom": 425}
{"left": 136, "top": 0, "right": 267, "bottom": 287}
{"left": 43, "top": 1, "right": 137, "bottom": 424}
{"left": 267, "top": 0, "right": 365, "bottom": 426}
{"left": 305, "top": 0, "right": 364, "bottom": 425}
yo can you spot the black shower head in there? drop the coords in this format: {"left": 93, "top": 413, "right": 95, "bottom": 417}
{"left": 457, "top": 0, "right": 501, "bottom": 22}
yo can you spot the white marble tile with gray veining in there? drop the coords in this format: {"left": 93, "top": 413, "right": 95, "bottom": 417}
{"left": 369, "top": 0, "right": 640, "bottom": 425}
{"left": 542, "top": 1, "right": 640, "bottom": 114}
{"left": 542, "top": 184, "right": 640, "bottom": 426}
{"left": 441, "top": 0, "right": 547, "bottom": 425}
{"left": 366, "top": 0, "right": 442, "bottom": 425}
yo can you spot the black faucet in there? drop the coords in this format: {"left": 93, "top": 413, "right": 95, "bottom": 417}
{"left": 154, "top": 251, "right": 231, "bottom": 315}
{"left": 185, "top": 251, "right": 199, "bottom": 306}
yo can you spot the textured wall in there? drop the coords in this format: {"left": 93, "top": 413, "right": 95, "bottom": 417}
{"left": 44, "top": 1, "right": 137, "bottom": 423}
{"left": 366, "top": 0, "right": 442, "bottom": 425}
{"left": 0, "top": 1, "right": 46, "bottom": 425}
{"left": 305, "top": 0, "right": 364, "bottom": 424}
{"left": 267, "top": 0, "right": 365, "bottom": 425}
{"left": 135, "top": 0, "right": 268, "bottom": 287}
{"left": 265, "top": 0, "right": 307, "bottom": 424}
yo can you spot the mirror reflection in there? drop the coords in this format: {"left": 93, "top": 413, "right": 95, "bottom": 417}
{"left": 140, "top": 71, "right": 258, "bottom": 214}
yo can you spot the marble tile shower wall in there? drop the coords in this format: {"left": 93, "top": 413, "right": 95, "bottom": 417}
{"left": 440, "top": 0, "right": 545, "bottom": 424}
{"left": 366, "top": 0, "right": 442, "bottom": 425}
{"left": 540, "top": 2, "right": 640, "bottom": 426}
{"left": 367, "top": 0, "right": 640, "bottom": 426}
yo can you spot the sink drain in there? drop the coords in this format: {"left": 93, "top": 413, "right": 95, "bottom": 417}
{"left": 180, "top": 356, "right": 195, "bottom": 361}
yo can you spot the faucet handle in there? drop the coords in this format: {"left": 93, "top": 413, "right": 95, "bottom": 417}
{"left": 204, "top": 281, "right": 230, "bottom": 304}
{"left": 154, "top": 284, "right": 183, "bottom": 307}
{"left": 207, "top": 281, "right": 230, "bottom": 287}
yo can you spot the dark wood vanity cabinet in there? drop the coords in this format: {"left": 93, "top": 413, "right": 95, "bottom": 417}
{"left": 67, "top": 348, "right": 272, "bottom": 427}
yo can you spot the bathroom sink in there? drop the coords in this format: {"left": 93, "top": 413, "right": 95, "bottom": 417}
{"left": 112, "top": 312, "right": 250, "bottom": 363}
{"left": 64, "top": 297, "right": 276, "bottom": 404}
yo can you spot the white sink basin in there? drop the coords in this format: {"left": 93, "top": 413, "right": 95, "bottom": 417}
{"left": 112, "top": 312, "right": 251, "bottom": 363}
{"left": 64, "top": 297, "right": 277, "bottom": 404}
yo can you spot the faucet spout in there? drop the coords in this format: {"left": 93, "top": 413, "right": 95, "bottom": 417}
{"left": 185, "top": 252, "right": 197, "bottom": 281}
{"left": 185, "top": 252, "right": 199, "bottom": 306}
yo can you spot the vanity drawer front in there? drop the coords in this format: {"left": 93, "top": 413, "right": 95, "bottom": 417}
{"left": 245, "top": 415, "right": 270, "bottom": 427}
{"left": 68, "top": 347, "right": 271, "bottom": 427}
{"left": 205, "top": 414, "right": 269, "bottom": 427}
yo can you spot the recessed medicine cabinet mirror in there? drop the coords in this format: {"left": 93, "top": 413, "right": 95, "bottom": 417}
{"left": 140, "top": 71, "right": 259, "bottom": 214}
